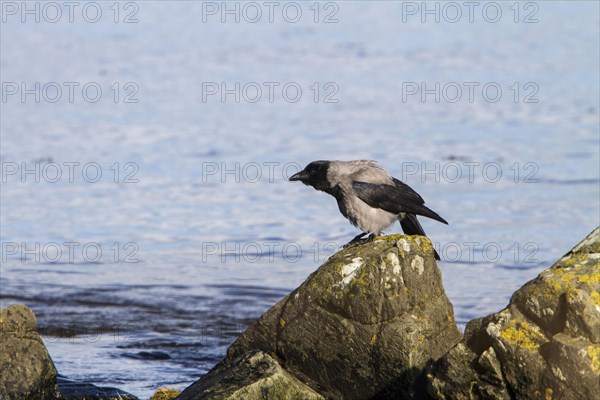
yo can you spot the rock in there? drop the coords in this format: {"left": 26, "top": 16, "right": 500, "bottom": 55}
{"left": 177, "top": 351, "right": 324, "bottom": 400}
{"left": 0, "top": 303, "right": 59, "bottom": 400}
{"left": 179, "top": 234, "right": 461, "bottom": 399}
{"left": 0, "top": 304, "right": 140, "bottom": 400}
{"left": 426, "top": 227, "right": 600, "bottom": 400}
{"left": 150, "top": 387, "right": 181, "bottom": 400}
{"left": 57, "top": 376, "right": 139, "bottom": 399}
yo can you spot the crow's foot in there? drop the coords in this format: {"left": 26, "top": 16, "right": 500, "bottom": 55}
{"left": 342, "top": 233, "right": 376, "bottom": 248}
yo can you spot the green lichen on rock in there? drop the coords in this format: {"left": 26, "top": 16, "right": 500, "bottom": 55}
{"left": 426, "top": 227, "right": 600, "bottom": 400}
{"left": 179, "top": 234, "right": 460, "bottom": 400}
{"left": 176, "top": 351, "right": 323, "bottom": 400}
{"left": 0, "top": 304, "right": 59, "bottom": 400}
{"left": 150, "top": 387, "right": 181, "bottom": 400}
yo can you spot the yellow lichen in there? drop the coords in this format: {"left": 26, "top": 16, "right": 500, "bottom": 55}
{"left": 279, "top": 318, "right": 286, "bottom": 328}
{"left": 559, "top": 268, "right": 600, "bottom": 285}
{"left": 500, "top": 321, "right": 546, "bottom": 351}
{"left": 376, "top": 233, "right": 405, "bottom": 241}
{"left": 553, "top": 254, "right": 600, "bottom": 285}
{"left": 591, "top": 290, "right": 600, "bottom": 307}
{"left": 587, "top": 345, "right": 600, "bottom": 372}
{"left": 149, "top": 387, "right": 181, "bottom": 400}
{"left": 545, "top": 387, "right": 553, "bottom": 400}
{"left": 370, "top": 334, "right": 377, "bottom": 345}
{"left": 469, "top": 381, "right": 477, "bottom": 396}
{"left": 538, "top": 260, "right": 600, "bottom": 305}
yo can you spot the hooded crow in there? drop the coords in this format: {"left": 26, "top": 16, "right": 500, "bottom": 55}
{"left": 289, "top": 160, "right": 448, "bottom": 260}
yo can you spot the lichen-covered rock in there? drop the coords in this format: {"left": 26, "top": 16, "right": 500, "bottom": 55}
{"left": 150, "top": 387, "right": 181, "bottom": 400}
{"left": 426, "top": 227, "right": 600, "bottom": 400}
{"left": 176, "top": 351, "right": 324, "bottom": 400}
{"left": 180, "top": 234, "right": 461, "bottom": 399}
{"left": 0, "top": 304, "right": 59, "bottom": 400}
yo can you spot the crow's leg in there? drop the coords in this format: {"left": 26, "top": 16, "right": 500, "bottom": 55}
{"left": 364, "top": 233, "right": 376, "bottom": 243}
{"left": 342, "top": 232, "right": 368, "bottom": 248}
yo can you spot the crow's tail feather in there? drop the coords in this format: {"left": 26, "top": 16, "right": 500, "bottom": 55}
{"left": 414, "top": 204, "right": 448, "bottom": 225}
{"left": 400, "top": 214, "right": 441, "bottom": 261}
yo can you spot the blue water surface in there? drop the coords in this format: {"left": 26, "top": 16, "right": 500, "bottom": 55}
{"left": 1, "top": 1, "right": 599, "bottom": 398}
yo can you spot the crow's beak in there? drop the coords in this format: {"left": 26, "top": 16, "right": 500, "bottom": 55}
{"left": 289, "top": 170, "right": 308, "bottom": 182}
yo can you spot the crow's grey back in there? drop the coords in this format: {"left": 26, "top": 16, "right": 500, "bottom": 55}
{"left": 326, "top": 160, "right": 393, "bottom": 187}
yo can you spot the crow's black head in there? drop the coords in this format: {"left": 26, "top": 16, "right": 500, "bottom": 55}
{"left": 289, "top": 160, "right": 331, "bottom": 192}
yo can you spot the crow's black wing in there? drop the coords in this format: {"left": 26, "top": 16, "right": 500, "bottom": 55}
{"left": 352, "top": 181, "right": 448, "bottom": 224}
{"left": 392, "top": 177, "right": 425, "bottom": 204}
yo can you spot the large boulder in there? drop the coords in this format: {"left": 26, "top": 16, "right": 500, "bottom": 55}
{"left": 426, "top": 227, "right": 600, "bottom": 400}
{"left": 178, "top": 234, "right": 462, "bottom": 399}
{"left": 0, "top": 304, "right": 59, "bottom": 400}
